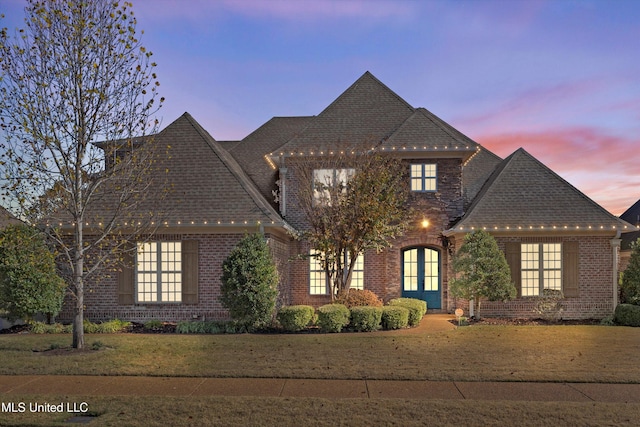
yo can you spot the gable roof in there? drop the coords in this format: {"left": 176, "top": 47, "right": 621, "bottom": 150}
{"left": 380, "top": 108, "right": 478, "bottom": 159}
{"left": 271, "top": 72, "right": 415, "bottom": 156}
{"left": 226, "top": 116, "right": 314, "bottom": 208}
{"left": 84, "top": 113, "right": 289, "bottom": 231}
{"left": 446, "top": 148, "right": 633, "bottom": 235}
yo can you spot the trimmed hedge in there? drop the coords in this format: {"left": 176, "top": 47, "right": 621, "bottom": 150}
{"left": 316, "top": 304, "right": 350, "bottom": 333}
{"left": 335, "top": 289, "right": 383, "bottom": 308}
{"left": 277, "top": 305, "right": 315, "bottom": 332}
{"left": 388, "top": 298, "right": 427, "bottom": 326}
{"left": 349, "top": 306, "right": 382, "bottom": 332}
{"left": 614, "top": 304, "right": 640, "bottom": 327}
{"left": 381, "top": 306, "right": 409, "bottom": 330}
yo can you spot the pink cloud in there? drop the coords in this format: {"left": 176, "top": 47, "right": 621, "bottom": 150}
{"left": 476, "top": 127, "right": 640, "bottom": 215}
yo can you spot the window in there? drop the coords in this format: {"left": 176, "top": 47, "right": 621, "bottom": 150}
{"left": 521, "top": 243, "right": 562, "bottom": 297}
{"left": 136, "top": 241, "right": 182, "bottom": 302}
{"left": 410, "top": 163, "right": 437, "bottom": 192}
{"left": 313, "top": 168, "right": 354, "bottom": 205}
{"left": 309, "top": 249, "right": 364, "bottom": 295}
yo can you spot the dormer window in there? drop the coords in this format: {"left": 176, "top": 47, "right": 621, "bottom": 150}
{"left": 410, "top": 164, "right": 437, "bottom": 192}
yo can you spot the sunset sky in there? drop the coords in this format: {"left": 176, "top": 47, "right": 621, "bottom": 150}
{"left": 2, "top": 0, "right": 639, "bottom": 215}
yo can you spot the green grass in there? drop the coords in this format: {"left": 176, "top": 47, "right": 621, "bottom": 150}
{"left": 0, "top": 395, "right": 638, "bottom": 426}
{"left": 1, "top": 324, "right": 639, "bottom": 425}
{"left": 0, "top": 324, "right": 639, "bottom": 382}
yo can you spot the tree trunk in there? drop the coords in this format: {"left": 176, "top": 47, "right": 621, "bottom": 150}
{"left": 476, "top": 299, "right": 482, "bottom": 321}
{"left": 72, "top": 221, "right": 84, "bottom": 349}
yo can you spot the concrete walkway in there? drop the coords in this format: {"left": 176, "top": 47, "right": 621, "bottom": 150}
{"left": 2, "top": 375, "right": 640, "bottom": 403}
{"left": 1, "top": 314, "right": 639, "bottom": 403}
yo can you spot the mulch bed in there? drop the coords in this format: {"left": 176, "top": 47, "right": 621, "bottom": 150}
{"left": 449, "top": 317, "right": 602, "bottom": 326}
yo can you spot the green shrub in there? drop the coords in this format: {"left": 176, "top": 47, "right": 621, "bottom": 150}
{"left": 176, "top": 320, "right": 248, "bottom": 334}
{"left": 316, "top": 304, "right": 350, "bottom": 333}
{"left": 621, "top": 238, "right": 640, "bottom": 305}
{"left": 221, "top": 234, "right": 279, "bottom": 330}
{"left": 83, "top": 319, "right": 130, "bottom": 334}
{"left": 349, "top": 306, "right": 382, "bottom": 332}
{"left": 29, "top": 321, "right": 72, "bottom": 334}
{"left": 614, "top": 304, "right": 640, "bottom": 327}
{"left": 335, "top": 289, "right": 383, "bottom": 308}
{"left": 277, "top": 305, "right": 315, "bottom": 332}
{"left": 388, "top": 298, "right": 426, "bottom": 326}
{"left": 381, "top": 306, "right": 409, "bottom": 330}
{"left": 0, "top": 224, "right": 66, "bottom": 322}
{"left": 144, "top": 319, "right": 164, "bottom": 330}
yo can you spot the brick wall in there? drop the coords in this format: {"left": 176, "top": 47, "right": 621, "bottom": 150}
{"left": 447, "top": 235, "right": 617, "bottom": 320}
{"left": 58, "top": 232, "right": 289, "bottom": 323}
{"left": 285, "top": 156, "right": 462, "bottom": 308}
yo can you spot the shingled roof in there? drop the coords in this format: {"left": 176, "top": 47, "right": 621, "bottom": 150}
{"left": 85, "top": 113, "right": 288, "bottom": 230}
{"left": 620, "top": 199, "right": 640, "bottom": 250}
{"left": 446, "top": 148, "right": 633, "bottom": 235}
{"left": 226, "top": 116, "right": 314, "bottom": 208}
{"left": 271, "top": 72, "right": 415, "bottom": 156}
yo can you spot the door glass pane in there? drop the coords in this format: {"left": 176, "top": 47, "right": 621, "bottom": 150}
{"left": 424, "top": 248, "right": 439, "bottom": 291}
{"left": 403, "top": 249, "right": 418, "bottom": 291}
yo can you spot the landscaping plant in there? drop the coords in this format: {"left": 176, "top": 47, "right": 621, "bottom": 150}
{"left": 620, "top": 238, "right": 640, "bottom": 306}
{"left": 450, "top": 230, "right": 516, "bottom": 319}
{"left": 277, "top": 305, "right": 315, "bottom": 332}
{"left": 316, "top": 304, "right": 350, "bottom": 332}
{"left": 220, "top": 234, "right": 279, "bottom": 330}
{"left": 0, "top": 224, "right": 66, "bottom": 322}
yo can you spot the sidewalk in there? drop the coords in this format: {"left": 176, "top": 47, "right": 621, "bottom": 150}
{"left": 2, "top": 375, "right": 640, "bottom": 403}
{"left": 1, "top": 314, "right": 639, "bottom": 404}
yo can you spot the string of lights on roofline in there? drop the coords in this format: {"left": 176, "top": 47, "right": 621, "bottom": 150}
{"left": 457, "top": 224, "right": 629, "bottom": 231}
{"left": 47, "top": 220, "right": 629, "bottom": 231}
{"left": 48, "top": 220, "right": 280, "bottom": 228}
{"left": 265, "top": 145, "right": 480, "bottom": 170}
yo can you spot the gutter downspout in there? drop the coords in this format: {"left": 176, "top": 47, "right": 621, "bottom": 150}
{"left": 611, "top": 231, "right": 621, "bottom": 314}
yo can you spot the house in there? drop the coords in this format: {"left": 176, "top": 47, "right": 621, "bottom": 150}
{"left": 619, "top": 199, "right": 640, "bottom": 272}
{"left": 57, "top": 72, "right": 634, "bottom": 322}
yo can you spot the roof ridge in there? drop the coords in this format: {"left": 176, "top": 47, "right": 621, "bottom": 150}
{"left": 181, "top": 113, "right": 290, "bottom": 228}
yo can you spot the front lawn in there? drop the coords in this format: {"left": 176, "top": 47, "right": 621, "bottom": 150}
{"left": 1, "top": 324, "right": 638, "bottom": 383}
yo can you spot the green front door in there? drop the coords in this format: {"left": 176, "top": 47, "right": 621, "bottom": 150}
{"left": 401, "top": 247, "right": 441, "bottom": 309}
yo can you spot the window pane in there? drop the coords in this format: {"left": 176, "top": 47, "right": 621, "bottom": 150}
{"left": 309, "top": 250, "right": 327, "bottom": 295}
{"left": 403, "top": 249, "right": 418, "bottom": 291}
{"left": 424, "top": 249, "right": 439, "bottom": 291}
{"left": 136, "top": 241, "right": 182, "bottom": 303}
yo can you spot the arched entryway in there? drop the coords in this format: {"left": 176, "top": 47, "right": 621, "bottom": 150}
{"left": 401, "top": 247, "right": 441, "bottom": 309}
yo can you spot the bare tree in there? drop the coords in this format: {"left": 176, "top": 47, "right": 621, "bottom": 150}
{"left": 291, "top": 151, "right": 411, "bottom": 298}
{"left": 0, "top": 0, "right": 165, "bottom": 349}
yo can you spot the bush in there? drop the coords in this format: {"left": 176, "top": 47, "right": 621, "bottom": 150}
{"left": 0, "top": 224, "right": 66, "bottom": 322}
{"left": 388, "top": 298, "right": 426, "bottom": 326}
{"left": 277, "top": 305, "right": 315, "bottom": 332}
{"left": 381, "top": 306, "right": 409, "bottom": 330}
{"left": 335, "top": 289, "right": 383, "bottom": 308}
{"left": 83, "top": 319, "right": 130, "bottom": 333}
{"left": 532, "top": 289, "right": 564, "bottom": 322}
{"left": 614, "top": 304, "right": 640, "bottom": 327}
{"left": 175, "top": 320, "right": 249, "bottom": 334}
{"left": 349, "top": 306, "right": 382, "bottom": 332}
{"left": 621, "top": 238, "right": 640, "bottom": 305}
{"left": 220, "top": 234, "right": 279, "bottom": 330}
{"left": 316, "top": 304, "right": 350, "bottom": 333}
